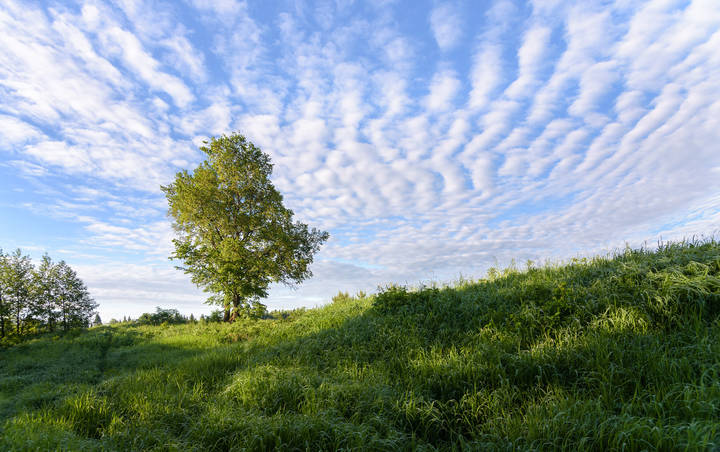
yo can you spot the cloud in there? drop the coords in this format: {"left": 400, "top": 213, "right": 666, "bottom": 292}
{"left": 469, "top": 44, "right": 503, "bottom": 110}
{"left": 100, "top": 27, "right": 195, "bottom": 108}
{"left": 25, "top": 141, "right": 94, "bottom": 172}
{"left": 161, "top": 34, "right": 207, "bottom": 83}
{"left": 425, "top": 70, "right": 460, "bottom": 112}
{"left": 1, "top": 0, "right": 719, "bottom": 321}
{"left": 6, "top": 160, "right": 48, "bottom": 177}
{"left": 505, "top": 25, "right": 552, "bottom": 99}
{"left": 0, "top": 115, "right": 42, "bottom": 147}
{"left": 190, "top": 0, "right": 246, "bottom": 17}
{"left": 429, "top": 4, "right": 462, "bottom": 51}
{"left": 74, "top": 261, "right": 209, "bottom": 320}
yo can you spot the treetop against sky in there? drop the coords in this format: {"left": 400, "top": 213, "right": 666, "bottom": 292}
{"left": 1, "top": 0, "right": 719, "bottom": 320}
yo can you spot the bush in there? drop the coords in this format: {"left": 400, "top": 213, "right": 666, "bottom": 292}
{"left": 136, "top": 307, "right": 187, "bottom": 326}
{"left": 373, "top": 285, "right": 439, "bottom": 315}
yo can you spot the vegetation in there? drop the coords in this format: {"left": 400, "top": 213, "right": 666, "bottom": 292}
{"left": 136, "top": 307, "right": 189, "bottom": 326}
{"left": 1, "top": 239, "right": 720, "bottom": 450}
{"left": 161, "top": 133, "right": 329, "bottom": 322}
{"left": 0, "top": 249, "right": 97, "bottom": 342}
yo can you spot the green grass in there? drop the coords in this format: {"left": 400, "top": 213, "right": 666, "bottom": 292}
{"left": 2, "top": 239, "right": 720, "bottom": 450}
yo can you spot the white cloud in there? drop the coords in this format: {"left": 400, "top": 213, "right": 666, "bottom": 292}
{"left": 505, "top": 25, "right": 552, "bottom": 99}
{"left": 0, "top": 115, "right": 42, "bottom": 147}
{"left": 161, "top": 34, "right": 207, "bottom": 83}
{"left": 1, "top": 0, "right": 719, "bottom": 319}
{"left": 7, "top": 160, "right": 48, "bottom": 177}
{"left": 75, "top": 261, "right": 209, "bottom": 320}
{"left": 25, "top": 141, "right": 93, "bottom": 172}
{"left": 425, "top": 70, "right": 460, "bottom": 112}
{"left": 469, "top": 44, "right": 503, "bottom": 110}
{"left": 429, "top": 4, "right": 462, "bottom": 51}
{"left": 81, "top": 218, "right": 174, "bottom": 254}
{"left": 190, "top": 0, "right": 246, "bottom": 17}
{"left": 100, "top": 27, "right": 194, "bottom": 107}
{"left": 526, "top": 7, "right": 616, "bottom": 124}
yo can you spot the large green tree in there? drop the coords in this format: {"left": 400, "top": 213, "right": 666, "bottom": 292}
{"left": 161, "top": 133, "right": 329, "bottom": 321}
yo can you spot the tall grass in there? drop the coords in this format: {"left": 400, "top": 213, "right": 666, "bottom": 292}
{"left": 1, "top": 239, "right": 719, "bottom": 450}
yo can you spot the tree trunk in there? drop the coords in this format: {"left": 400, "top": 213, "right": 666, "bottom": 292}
{"left": 228, "top": 294, "right": 241, "bottom": 323}
{"left": 223, "top": 305, "right": 231, "bottom": 322}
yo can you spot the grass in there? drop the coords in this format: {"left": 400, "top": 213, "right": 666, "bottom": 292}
{"left": 1, "top": 239, "right": 720, "bottom": 450}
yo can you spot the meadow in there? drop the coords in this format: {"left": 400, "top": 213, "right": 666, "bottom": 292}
{"left": 1, "top": 239, "right": 719, "bottom": 451}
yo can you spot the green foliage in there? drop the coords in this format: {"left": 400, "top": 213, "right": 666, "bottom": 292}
{"left": 0, "top": 249, "right": 96, "bottom": 341}
{"left": 137, "top": 307, "right": 188, "bottom": 326}
{"left": 161, "top": 133, "right": 329, "bottom": 321}
{"left": 205, "top": 309, "right": 224, "bottom": 323}
{"left": 2, "top": 239, "right": 720, "bottom": 450}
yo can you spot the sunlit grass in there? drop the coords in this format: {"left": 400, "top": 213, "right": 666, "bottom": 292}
{"left": 1, "top": 239, "right": 719, "bottom": 450}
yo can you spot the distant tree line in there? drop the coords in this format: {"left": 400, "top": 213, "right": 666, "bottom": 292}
{"left": 103, "top": 306, "right": 309, "bottom": 328}
{"left": 137, "top": 307, "right": 190, "bottom": 325}
{"left": 106, "top": 307, "right": 225, "bottom": 326}
{"left": 106, "top": 316, "right": 137, "bottom": 325}
{"left": 0, "top": 249, "right": 97, "bottom": 339}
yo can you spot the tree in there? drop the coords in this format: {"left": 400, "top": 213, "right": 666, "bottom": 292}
{"left": 5, "top": 249, "right": 33, "bottom": 335}
{"left": 93, "top": 314, "right": 102, "bottom": 326}
{"left": 55, "top": 261, "right": 97, "bottom": 331}
{"left": 0, "top": 250, "right": 8, "bottom": 338}
{"left": 161, "top": 133, "right": 329, "bottom": 321}
{"left": 137, "top": 307, "right": 185, "bottom": 325}
{"left": 207, "top": 310, "right": 224, "bottom": 323}
{"left": 0, "top": 250, "right": 97, "bottom": 338}
{"left": 32, "top": 254, "right": 59, "bottom": 331}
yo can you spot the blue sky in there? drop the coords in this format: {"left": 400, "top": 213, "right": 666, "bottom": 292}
{"left": 1, "top": 0, "right": 719, "bottom": 321}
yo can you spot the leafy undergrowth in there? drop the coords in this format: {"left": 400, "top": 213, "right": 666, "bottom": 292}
{"left": 2, "top": 240, "right": 720, "bottom": 451}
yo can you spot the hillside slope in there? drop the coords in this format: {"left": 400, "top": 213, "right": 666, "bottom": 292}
{"left": 1, "top": 240, "right": 720, "bottom": 450}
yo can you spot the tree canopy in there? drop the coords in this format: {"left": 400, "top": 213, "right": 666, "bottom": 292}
{"left": 161, "top": 133, "right": 329, "bottom": 321}
{"left": 0, "top": 249, "right": 97, "bottom": 339}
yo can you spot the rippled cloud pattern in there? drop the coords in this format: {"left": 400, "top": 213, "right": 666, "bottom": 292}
{"left": 1, "top": 0, "right": 719, "bottom": 319}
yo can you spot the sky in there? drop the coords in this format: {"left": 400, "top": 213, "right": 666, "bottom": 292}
{"left": 1, "top": 0, "right": 720, "bottom": 321}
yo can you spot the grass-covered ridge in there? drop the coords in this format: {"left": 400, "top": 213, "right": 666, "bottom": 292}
{"left": 1, "top": 239, "right": 720, "bottom": 450}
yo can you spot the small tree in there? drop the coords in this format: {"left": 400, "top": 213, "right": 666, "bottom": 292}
{"left": 32, "top": 254, "right": 59, "bottom": 331}
{"left": 93, "top": 314, "right": 102, "bottom": 326}
{"left": 162, "top": 133, "right": 329, "bottom": 321}
{"left": 55, "top": 261, "right": 97, "bottom": 331}
{"left": 207, "top": 310, "right": 224, "bottom": 323}
{"left": 0, "top": 250, "right": 8, "bottom": 338}
{"left": 5, "top": 249, "right": 33, "bottom": 335}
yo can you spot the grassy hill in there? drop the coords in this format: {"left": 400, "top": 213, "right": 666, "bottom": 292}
{"left": 1, "top": 239, "right": 720, "bottom": 451}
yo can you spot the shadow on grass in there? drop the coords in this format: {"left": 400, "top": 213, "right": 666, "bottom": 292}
{"left": 0, "top": 326, "right": 207, "bottom": 422}
{"left": 2, "top": 302, "right": 719, "bottom": 451}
